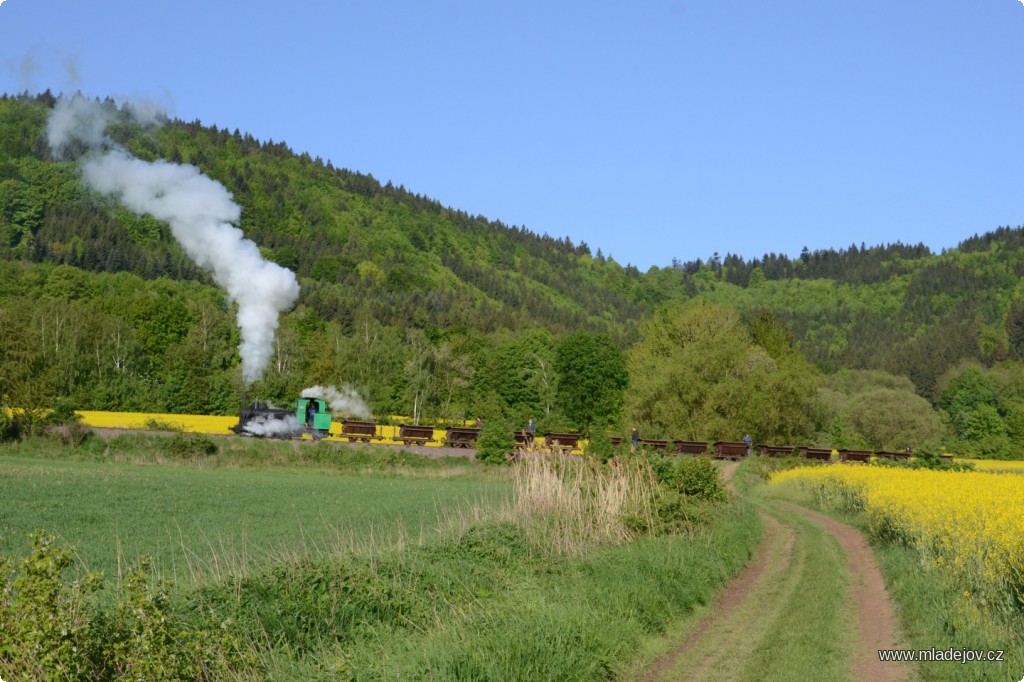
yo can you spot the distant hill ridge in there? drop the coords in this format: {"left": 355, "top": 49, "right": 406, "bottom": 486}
{"left": 2, "top": 91, "right": 1024, "bottom": 403}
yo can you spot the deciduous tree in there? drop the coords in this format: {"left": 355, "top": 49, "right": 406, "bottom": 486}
{"left": 554, "top": 331, "right": 627, "bottom": 433}
{"left": 626, "top": 302, "right": 822, "bottom": 443}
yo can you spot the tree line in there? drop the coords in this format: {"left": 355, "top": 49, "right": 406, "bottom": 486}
{"left": 3, "top": 91, "right": 1024, "bottom": 457}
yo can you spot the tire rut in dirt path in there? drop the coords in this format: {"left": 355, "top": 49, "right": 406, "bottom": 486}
{"left": 636, "top": 463, "right": 908, "bottom": 682}
{"left": 778, "top": 502, "right": 907, "bottom": 682}
{"left": 639, "top": 513, "right": 792, "bottom": 682}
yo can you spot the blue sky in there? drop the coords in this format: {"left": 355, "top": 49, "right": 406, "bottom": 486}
{"left": 1, "top": 0, "right": 1023, "bottom": 271}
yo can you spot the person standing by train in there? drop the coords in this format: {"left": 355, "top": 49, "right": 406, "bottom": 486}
{"left": 742, "top": 433, "right": 753, "bottom": 456}
{"left": 630, "top": 426, "right": 640, "bottom": 451}
{"left": 526, "top": 418, "right": 536, "bottom": 445}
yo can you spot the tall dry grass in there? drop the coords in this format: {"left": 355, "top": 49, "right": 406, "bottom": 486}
{"left": 511, "top": 456, "right": 659, "bottom": 554}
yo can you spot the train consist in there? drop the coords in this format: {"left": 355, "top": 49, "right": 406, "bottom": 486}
{"left": 231, "top": 397, "right": 930, "bottom": 463}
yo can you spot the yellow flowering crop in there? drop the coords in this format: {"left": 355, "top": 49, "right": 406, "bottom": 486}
{"left": 78, "top": 410, "right": 238, "bottom": 434}
{"left": 771, "top": 465, "right": 1024, "bottom": 608}
{"left": 961, "top": 458, "right": 1024, "bottom": 472}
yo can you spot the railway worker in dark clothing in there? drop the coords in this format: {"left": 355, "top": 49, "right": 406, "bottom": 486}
{"left": 742, "top": 434, "right": 753, "bottom": 456}
{"left": 631, "top": 426, "right": 640, "bottom": 451}
{"left": 306, "top": 400, "right": 318, "bottom": 427}
{"left": 526, "top": 418, "right": 536, "bottom": 445}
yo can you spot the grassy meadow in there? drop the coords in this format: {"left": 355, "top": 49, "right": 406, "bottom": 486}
{"left": 0, "top": 453, "right": 507, "bottom": 585}
{"left": 13, "top": 425, "right": 1024, "bottom": 681}
{"left": 0, "top": 431, "right": 761, "bottom": 680}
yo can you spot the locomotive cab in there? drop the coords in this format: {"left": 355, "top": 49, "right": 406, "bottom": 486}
{"left": 296, "top": 398, "right": 331, "bottom": 438}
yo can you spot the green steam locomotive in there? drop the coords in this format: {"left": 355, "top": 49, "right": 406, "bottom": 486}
{"left": 234, "top": 396, "right": 332, "bottom": 439}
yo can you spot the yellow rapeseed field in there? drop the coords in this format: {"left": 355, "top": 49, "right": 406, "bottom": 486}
{"left": 771, "top": 465, "right": 1024, "bottom": 608}
{"left": 961, "top": 458, "right": 1024, "bottom": 472}
{"left": 78, "top": 410, "right": 238, "bottom": 434}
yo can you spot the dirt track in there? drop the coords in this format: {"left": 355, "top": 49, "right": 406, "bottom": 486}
{"left": 638, "top": 461, "right": 908, "bottom": 682}
{"left": 89, "top": 427, "right": 478, "bottom": 459}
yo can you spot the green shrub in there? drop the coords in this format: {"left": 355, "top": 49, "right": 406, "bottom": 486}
{"left": 945, "top": 434, "right": 1024, "bottom": 461}
{"left": 584, "top": 432, "right": 617, "bottom": 462}
{"left": 100, "top": 558, "right": 249, "bottom": 680}
{"left": 625, "top": 489, "right": 721, "bottom": 535}
{"left": 0, "top": 405, "right": 15, "bottom": 442}
{"left": 144, "top": 418, "right": 184, "bottom": 432}
{"left": 44, "top": 398, "right": 82, "bottom": 426}
{"left": 648, "top": 455, "right": 726, "bottom": 502}
{"left": 628, "top": 455, "right": 726, "bottom": 533}
{"left": 475, "top": 420, "right": 514, "bottom": 464}
{"left": 676, "top": 457, "right": 726, "bottom": 501}
{"left": 0, "top": 531, "right": 100, "bottom": 679}
{"left": 9, "top": 407, "right": 45, "bottom": 439}
{"left": 161, "top": 433, "right": 219, "bottom": 459}
{"left": 647, "top": 453, "right": 677, "bottom": 487}
{"left": 0, "top": 532, "right": 248, "bottom": 681}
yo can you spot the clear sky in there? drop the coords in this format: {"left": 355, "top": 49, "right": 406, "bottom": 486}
{"left": 1, "top": 0, "right": 1023, "bottom": 271}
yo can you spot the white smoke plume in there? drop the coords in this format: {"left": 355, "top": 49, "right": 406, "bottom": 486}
{"left": 47, "top": 95, "right": 112, "bottom": 155}
{"left": 301, "top": 384, "right": 371, "bottom": 420}
{"left": 241, "top": 413, "right": 303, "bottom": 437}
{"left": 81, "top": 150, "right": 299, "bottom": 383}
{"left": 47, "top": 95, "right": 299, "bottom": 385}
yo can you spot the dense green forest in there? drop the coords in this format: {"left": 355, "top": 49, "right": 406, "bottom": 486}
{"left": 3, "top": 92, "right": 1024, "bottom": 457}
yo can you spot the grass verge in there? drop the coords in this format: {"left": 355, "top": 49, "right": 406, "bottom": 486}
{"left": 239, "top": 500, "right": 760, "bottom": 680}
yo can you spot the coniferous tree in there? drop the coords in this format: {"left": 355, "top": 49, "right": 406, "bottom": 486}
{"left": 1006, "top": 299, "right": 1024, "bottom": 360}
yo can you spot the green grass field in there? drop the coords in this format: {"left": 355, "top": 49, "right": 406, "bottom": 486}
{"left": 0, "top": 436, "right": 766, "bottom": 681}
{"left": 0, "top": 454, "right": 510, "bottom": 584}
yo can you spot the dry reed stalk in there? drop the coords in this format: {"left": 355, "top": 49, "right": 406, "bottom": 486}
{"left": 512, "top": 456, "right": 659, "bottom": 554}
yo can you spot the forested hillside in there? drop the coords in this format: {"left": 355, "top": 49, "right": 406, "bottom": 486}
{"left": 3, "top": 92, "right": 1024, "bottom": 457}
{"left": 0, "top": 92, "right": 650, "bottom": 338}
{"left": 648, "top": 240, "right": 1024, "bottom": 401}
